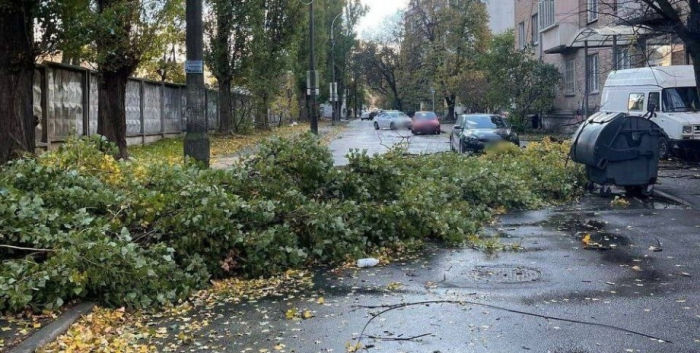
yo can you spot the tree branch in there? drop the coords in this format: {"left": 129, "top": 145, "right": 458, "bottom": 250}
{"left": 0, "top": 244, "right": 54, "bottom": 252}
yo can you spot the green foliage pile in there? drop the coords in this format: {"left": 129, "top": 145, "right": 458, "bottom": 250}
{"left": 0, "top": 135, "right": 583, "bottom": 313}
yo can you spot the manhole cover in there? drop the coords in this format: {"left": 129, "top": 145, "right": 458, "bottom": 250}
{"left": 470, "top": 265, "right": 541, "bottom": 283}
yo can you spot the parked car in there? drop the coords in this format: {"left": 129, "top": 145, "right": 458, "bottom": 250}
{"left": 450, "top": 114, "right": 519, "bottom": 153}
{"left": 360, "top": 111, "right": 372, "bottom": 120}
{"left": 411, "top": 111, "right": 441, "bottom": 135}
{"left": 374, "top": 110, "right": 412, "bottom": 130}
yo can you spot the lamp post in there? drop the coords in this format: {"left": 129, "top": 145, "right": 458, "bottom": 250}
{"left": 330, "top": 12, "right": 342, "bottom": 124}
{"left": 430, "top": 87, "right": 436, "bottom": 112}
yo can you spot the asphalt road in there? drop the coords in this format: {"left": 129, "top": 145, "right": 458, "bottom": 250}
{"left": 329, "top": 119, "right": 453, "bottom": 165}
{"left": 143, "top": 121, "right": 700, "bottom": 353}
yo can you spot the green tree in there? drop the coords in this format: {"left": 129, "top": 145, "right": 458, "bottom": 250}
{"left": 139, "top": 6, "right": 186, "bottom": 84}
{"left": 205, "top": 0, "right": 256, "bottom": 133}
{"left": 482, "top": 30, "right": 561, "bottom": 129}
{"left": 403, "top": 0, "right": 490, "bottom": 120}
{"left": 62, "top": 0, "right": 183, "bottom": 159}
{"left": 248, "top": 0, "right": 304, "bottom": 129}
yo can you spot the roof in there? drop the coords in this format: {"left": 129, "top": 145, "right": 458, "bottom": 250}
{"left": 604, "top": 65, "right": 697, "bottom": 88}
{"left": 545, "top": 25, "right": 651, "bottom": 54}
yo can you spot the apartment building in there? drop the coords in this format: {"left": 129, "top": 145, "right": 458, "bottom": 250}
{"left": 514, "top": 0, "right": 691, "bottom": 127}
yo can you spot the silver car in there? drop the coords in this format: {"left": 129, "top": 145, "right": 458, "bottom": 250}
{"left": 373, "top": 110, "right": 412, "bottom": 130}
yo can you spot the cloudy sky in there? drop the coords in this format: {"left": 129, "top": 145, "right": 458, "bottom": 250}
{"left": 356, "top": 0, "right": 408, "bottom": 38}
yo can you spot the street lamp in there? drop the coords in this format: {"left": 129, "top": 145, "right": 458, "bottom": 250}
{"left": 430, "top": 87, "right": 436, "bottom": 112}
{"left": 330, "top": 12, "right": 342, "bottom": 124}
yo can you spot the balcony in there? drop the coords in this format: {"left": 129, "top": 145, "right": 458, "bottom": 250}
{"left": 541, "top": 21, "right": 579, "bottom": 54}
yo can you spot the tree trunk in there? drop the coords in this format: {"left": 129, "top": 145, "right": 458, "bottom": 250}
{"left": 446, "top": 94, "right": 456, "bottom": 121}
{"left": 0, "top": 1, "right": 36, "bottom": 164}
{"left": 259, "top": 95, "right": 270, "bottom": 130}
{"left": 218, "top": 80, "right": 233, "bottom": 133}
{"left": 97, "top": 70, "right": 129, "bottom": 159}
{"left": 682, "top": 36, "right": 700, "bottom": 101}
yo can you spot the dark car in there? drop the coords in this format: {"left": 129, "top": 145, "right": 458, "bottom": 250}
{"left": 411, "top": 111, "right": 441, "bottom": 135}
{"left": 365, "top": 110, "right": 382, "bottom": 121}
{"left": 450, "top": 114, "right": 519, "bottom": 154}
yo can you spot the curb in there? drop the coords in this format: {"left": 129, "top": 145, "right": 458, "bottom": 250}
{"left": 9, "top": 302, "right": 95, "bottom": 353}
{"left": 654, "top": 189, "right": 693, "bottom": 208}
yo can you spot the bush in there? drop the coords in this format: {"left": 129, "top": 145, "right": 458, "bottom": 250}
{"left": 0, "top": 133, "right": 584, "bottom": 313}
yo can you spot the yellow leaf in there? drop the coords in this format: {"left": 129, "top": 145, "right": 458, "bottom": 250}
{"left": 273, "top": 344, "right": 285, "bottom": 350}
{"left": 302, "top": 310, "right": 313, "bottom": 319}
{"left": 316, "top": 297, "right": 325, "bottom": 305}
{"left": 581, "top": 234, "right": 591, "bottom": 246}
{"left": 285, "top": 308, "right": 297, "bottom": 320}
{"left": 346, "top": 342, "right": 363, "bottom": 352}
{"left": 32, "top": 322, "right": 41, "bottom": 329}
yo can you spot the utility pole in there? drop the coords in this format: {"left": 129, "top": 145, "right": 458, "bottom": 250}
{"left": 184, "top": 0, "right": 210, "bottom": 166}
{"left": 330, "top": 12, "right": 342, "bottom": 126}
{"left": 309, "top": 1, "right": 318, "bottom": 135}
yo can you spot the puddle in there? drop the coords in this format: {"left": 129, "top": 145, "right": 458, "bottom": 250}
{"left": 573, "top": 231, "right": 631, "bottom": 250}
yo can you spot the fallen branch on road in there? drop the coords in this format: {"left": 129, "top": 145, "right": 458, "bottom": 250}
{"left": 365, "top": 332, "right": 432, "bottom": 341}
{"left": 352, "top": 299, "right": 671, "bottom": 350}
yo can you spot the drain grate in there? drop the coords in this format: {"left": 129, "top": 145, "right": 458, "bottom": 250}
{"left": 470, "top": 265, "right": 542, "bottom": 283}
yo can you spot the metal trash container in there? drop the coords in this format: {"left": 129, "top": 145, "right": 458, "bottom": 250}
{"left": 570, "top": 112, "right": 663, "bottom": 196}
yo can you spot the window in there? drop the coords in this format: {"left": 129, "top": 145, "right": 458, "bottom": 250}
{"left": 588, "top": 0, "right": 598, "bottom": 22}
{"left": 662, "top": 87, "right": 700, "bottom": 112}
{"left": 628, "top": 93, "right": 645, "bottom": 111}
{"left": 531, "top": 14, "right": 539, "bottom": 45}
{"left": 615, "top": 48, "right": 631, "bottom": 69}
{"left": 465, "top": 115, "right": 508, "bottom": 129}
{"left": 518, "top": 22, "right": 526, "bottom": 49}
{"left": 587, "top": 54, "right": 599, "bottom": 92}
{"left": 564, "top": 59, "right": 575, "bottom": 95}
{"left": 539, "top": 0, "right": 555, "bottom": 29}
{"left": 648, "top": 92, "right": 660, "bottom": 112}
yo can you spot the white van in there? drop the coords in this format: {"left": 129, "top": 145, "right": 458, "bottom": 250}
{"left": 600, "top": 65, "right": 700, "bottom": 157}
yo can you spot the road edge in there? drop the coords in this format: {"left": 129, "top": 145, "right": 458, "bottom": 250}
{"left": 9, "top": 302, "right": 95, "bottom": 353}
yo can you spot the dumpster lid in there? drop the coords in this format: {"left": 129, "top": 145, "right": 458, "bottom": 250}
{"left": 588, "top": 112, "right": 625, "bottom": 124}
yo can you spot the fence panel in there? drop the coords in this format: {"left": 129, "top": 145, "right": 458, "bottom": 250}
{"left": 47, "top": 67, "right": 84, "bottom": 140}
{"left": 162, "top": 86, "right": 181, "bottom": 134}
{"left": 143, "top": 82, "right": 162, "bottom": 134}
{"left": 180, "top": 88, "right": 187, "bottom": 131}
{"left": 33, "top": 69, "right": 43, "bottom": 144}
{"left": 89, "top": 73, "right": 99, "bottom": 136}
{"left": 206, "top": 90, "right": 218, "bottom": 131}
{"left": 125, "top": 80, "right": 142, "bottom": 136}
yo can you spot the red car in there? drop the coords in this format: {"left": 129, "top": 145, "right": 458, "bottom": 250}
{"left": 411, "top": 111, "right": 441, "bottom": 135}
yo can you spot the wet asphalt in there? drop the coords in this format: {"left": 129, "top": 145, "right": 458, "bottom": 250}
{"left": 150, "top": 120, "right": 700, "bottom": 353}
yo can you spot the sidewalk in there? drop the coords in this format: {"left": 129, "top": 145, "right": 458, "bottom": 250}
{"left": 656, "top": 160, "right": 700, "bottom": 209}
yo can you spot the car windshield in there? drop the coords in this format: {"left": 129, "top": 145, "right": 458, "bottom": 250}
{"left": 414, "top": 112, "right": 437, "bottom": 120}
{"left": 663, "top": 87, "right": 700, "bottom": 112}
{"left": 464, "top": 115, "right": 507, "bottom": 129}
{"left": 388, "top": 112, "right": 406, "bottom": 118}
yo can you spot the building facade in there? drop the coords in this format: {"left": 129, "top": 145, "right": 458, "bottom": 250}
{"left": 514, "top": 0, "right": 691, "bottom": 129}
